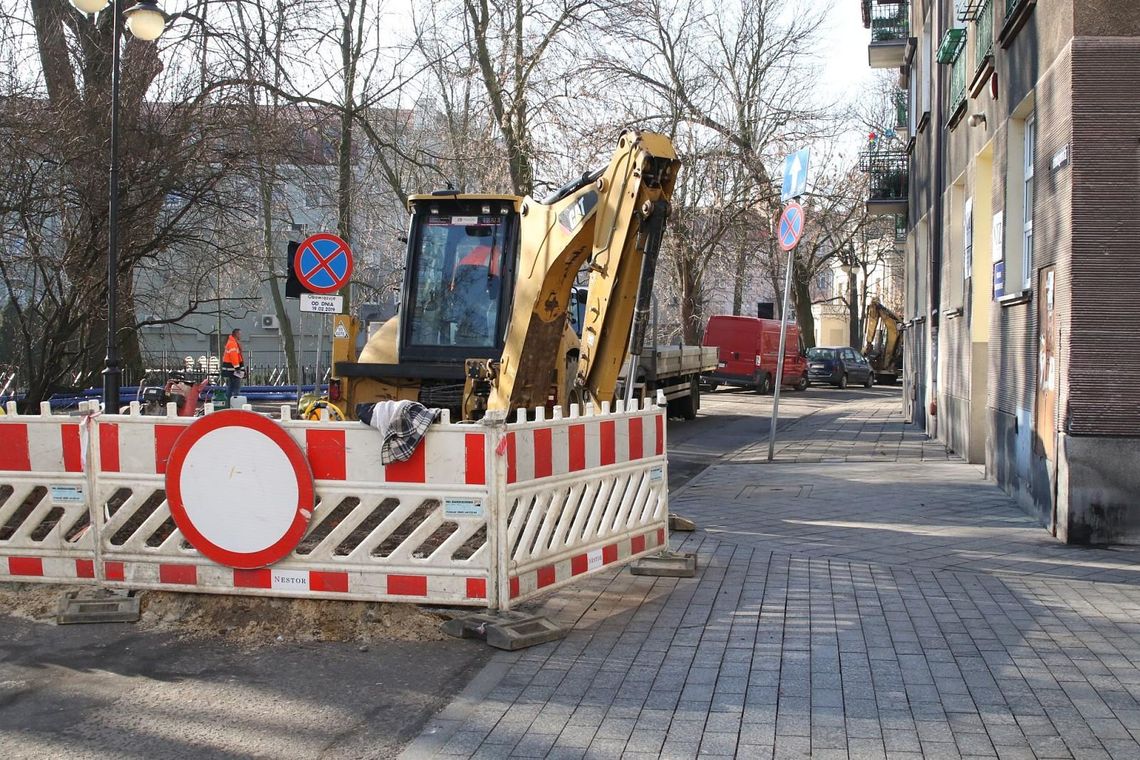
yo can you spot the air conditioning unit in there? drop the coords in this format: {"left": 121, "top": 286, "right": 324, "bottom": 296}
{"left": 261, "top": 314, "right": 280, "bottom": 330}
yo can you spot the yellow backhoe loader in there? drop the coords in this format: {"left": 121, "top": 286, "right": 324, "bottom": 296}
{"left": 329, "top": 130, "right": 681, "bottom": 420}
{"left": 862, "top": 297, "right": 904, "bottom": 385}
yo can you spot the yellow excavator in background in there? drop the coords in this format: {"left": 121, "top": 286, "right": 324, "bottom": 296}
{"left": 862, "top": 297, "right": 904, "bottom": 385}
{"left": 329, "top": 130, "right": 681, "bottom": 420}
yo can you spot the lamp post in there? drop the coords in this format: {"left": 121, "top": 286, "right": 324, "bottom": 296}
{"left": 841, "top": 249, "right": 860, "bottom": 349}
{"left": 70, "top": 0, "right": 166, "bottom": 412}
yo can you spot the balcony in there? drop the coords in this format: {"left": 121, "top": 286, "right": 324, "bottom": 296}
{"left": 893, "top": 89, "right": 909, "bottom": 139}
{"left": 969, "top": 0, "right": 996, "bottom": 96}
{"left": 865, "top": 1, "right": 910, "bottom": 69}
{"left": 862, "top": 149, "right": 908, "bottom": 216}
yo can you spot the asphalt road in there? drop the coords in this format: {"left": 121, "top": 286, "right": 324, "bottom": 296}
{"left": 0, "top": 383, "right": 880, "bottom": 758}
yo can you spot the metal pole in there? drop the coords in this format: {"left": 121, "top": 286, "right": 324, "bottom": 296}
{"left": 767, "top": 244, "right": 796, "bottom": 461}
{"left": 102, "top": 2, "right": 123, "bottom": 413}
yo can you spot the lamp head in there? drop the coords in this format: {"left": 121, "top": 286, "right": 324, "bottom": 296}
{"left": 70, "top": 0, "right": 110, "bottom": 13}
{"left": 124, "top": 1, "right": 166, "bottom": 41}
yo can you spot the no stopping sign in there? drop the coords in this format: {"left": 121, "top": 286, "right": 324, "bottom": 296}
{"left": 165, "top": 410, "right": 315, "bottom": 569}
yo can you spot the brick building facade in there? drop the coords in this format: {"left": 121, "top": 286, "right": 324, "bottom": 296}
{"left": 862, "top": 0, "right": 1140, "bottom": 542}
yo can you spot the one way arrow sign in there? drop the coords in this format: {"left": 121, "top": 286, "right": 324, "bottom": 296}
{"left": 781, "top": 148, "right": 810, "bottom": 202}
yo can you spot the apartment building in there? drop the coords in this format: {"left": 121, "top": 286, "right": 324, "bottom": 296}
{"left": 862, "top": 0, "right": 1140, "bottom": 543}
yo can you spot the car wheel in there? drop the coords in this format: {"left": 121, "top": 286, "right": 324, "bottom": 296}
{"left": 754, "top": 373, "right": 772, "bottom": 395}
{"left": 793, "top": 374, "right": 809, "bottom": 392}
{"left": 864, "top": 373, "right": 874, "bottom": 388}
{"left": 838, "top": 373, "right": 848, "bottom": 389}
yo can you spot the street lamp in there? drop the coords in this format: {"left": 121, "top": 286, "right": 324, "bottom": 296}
{"left": 70, "top": 0, "right": 167, "bottom": 412}
{"left": 840, "top": 251, "right": 860, "bottom": 349}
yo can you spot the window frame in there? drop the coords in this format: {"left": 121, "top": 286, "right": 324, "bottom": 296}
{"left": 1022, "top": 113, "right": 1035, "bottom": 289}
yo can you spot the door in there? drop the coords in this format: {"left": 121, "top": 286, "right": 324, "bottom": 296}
{"left": 1034, "top": 267, "right": 1057, "bottom": 460}
{"left": 843, "top": 349, "right": 867, "bottom": 383}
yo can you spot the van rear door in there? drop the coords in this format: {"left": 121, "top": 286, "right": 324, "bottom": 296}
{"left": 705, "top": 317, "right": 756, "bottom": 380}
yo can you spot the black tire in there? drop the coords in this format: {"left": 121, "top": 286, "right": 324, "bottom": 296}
{"left": 754, "top": 373, "right": 772, "bottom": 395}
{"left": 838, "top": 373, "right": 848, "bottom": 389}
{"left": 793, "top": 374, "right": 809, "bottom": 392}
{"left": 675, "top": 381, "right": 699, "bottom": 420}
{"left": 864, "top": 373, "right": 874, "bottom": 389}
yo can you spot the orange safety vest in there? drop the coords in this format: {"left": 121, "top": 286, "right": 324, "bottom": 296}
{"left": 223, "top": 336, "right": 243, "bottom": 369}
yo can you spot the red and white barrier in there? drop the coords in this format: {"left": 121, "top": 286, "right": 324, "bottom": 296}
{"left": 0, "top": 402, "right": 97, "bottom": 584}
{"left": 0, "top": 398, "right": 670, "bottom": 609}
{"left": 495, "top": 400, "right": 670, "bottom": 609}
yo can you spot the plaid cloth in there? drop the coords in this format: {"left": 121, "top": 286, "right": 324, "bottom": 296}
{"left": 356, "top": 400, "right": 441, "bottom": 465}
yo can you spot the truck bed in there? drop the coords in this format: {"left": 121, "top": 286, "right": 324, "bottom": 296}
{"left": 635, "top": 345, "right": 719, "bottom": 381}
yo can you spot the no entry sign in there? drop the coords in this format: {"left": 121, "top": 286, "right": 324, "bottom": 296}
{"left": 295, "top": 232, "right": 353, "bottom": 294}
{"left": 165, "top": 410, "right": 315, "bottom": 569}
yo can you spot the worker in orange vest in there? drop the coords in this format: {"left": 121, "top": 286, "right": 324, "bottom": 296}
{"left": 221, "top": 328, "right": 245, "bottom": 402}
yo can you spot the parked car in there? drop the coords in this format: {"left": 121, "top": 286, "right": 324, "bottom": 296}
{"left": 703, "top": 315, "right": 809, "bottom": 394}
{"left": 806, "top": 346, "right": 875, "bottom": 389}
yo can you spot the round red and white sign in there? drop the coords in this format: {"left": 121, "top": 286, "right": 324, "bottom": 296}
{"left": 165, "top": 410, "right": 315, "bottom": 569}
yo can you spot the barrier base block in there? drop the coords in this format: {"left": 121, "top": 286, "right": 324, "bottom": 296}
{"left": 57, "top": 588, "right": 140, "bottom": 625}
{"left": 669, "top": 513, "right": 697, "bottom": 532}
{"left": 441, "top": 610, "right": 565, "bottom": 651}
{"left": 630, "top": 550, "right": 698, "bottom": 578}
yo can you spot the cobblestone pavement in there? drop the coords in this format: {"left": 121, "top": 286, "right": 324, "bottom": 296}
{"left": 404, "top": 392, "right": 1140, "bottom": 760}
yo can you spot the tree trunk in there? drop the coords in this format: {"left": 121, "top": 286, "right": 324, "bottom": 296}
{"left": 792, "top": 256, "right": 817, "bottom": 350}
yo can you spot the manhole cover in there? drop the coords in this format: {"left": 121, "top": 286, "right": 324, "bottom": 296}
{"left": 736, "top": 484, "right": 814, "bottom": 500}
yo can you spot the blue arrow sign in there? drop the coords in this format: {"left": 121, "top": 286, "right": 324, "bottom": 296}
{"left": 781, "top": 148, "right": 810, "bottom": 202}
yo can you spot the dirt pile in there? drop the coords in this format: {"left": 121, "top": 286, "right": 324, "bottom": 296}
{"left": 0, "top": 583, "right": 450, "bottom": 645}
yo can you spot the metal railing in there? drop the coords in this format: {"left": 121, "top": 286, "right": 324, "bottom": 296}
{"left": 1006, "top": 0, "right": 1021, "bottom": 15}
{"left": 870, "top": 1, "right": 909, "bottom": 43}
{"left": 863, "top": 150, "right": 909, "bottom": 202}
{"left": 894, "top": 89, "right": 909, "bottom": 130}
{"left": 975, "top": 0, "right": 994, "bottom": 63}
{"left": 950, "top": 53, "right": 968, "bottom": 112}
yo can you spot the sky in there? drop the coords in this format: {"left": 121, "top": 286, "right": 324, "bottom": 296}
{"left": 818, "top": 0, "right": 878, "bottom": 157}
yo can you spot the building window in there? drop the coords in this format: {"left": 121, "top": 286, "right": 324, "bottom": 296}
{"left": 1022, "top": 114, "right": 1035, "bottom": 289}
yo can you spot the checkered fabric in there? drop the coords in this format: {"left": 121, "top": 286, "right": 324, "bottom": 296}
{"left": 356, "top": 400, "right": 441, "bottom": 464}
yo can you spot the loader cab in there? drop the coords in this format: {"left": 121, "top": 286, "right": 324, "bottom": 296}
{"left": 399, "top": 195, "right": 521, "bottom": 366}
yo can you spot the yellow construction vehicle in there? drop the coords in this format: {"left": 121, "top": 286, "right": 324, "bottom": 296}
{"left": 862, "top": 297, "right": 904, "bottom": 385}
{"left": 330, "top": 130, "right": 681, "bottom": 420}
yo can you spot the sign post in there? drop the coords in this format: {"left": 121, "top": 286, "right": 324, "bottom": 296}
{"left": 293, "top": 232, "right": 353, "bottom": 398}
{"left": 768, "top": 199, "right": 805, "bottom": 461}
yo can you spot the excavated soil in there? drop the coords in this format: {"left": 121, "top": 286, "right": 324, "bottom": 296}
{"left": 0, "top": 583, "right": 449, "bottom": 646}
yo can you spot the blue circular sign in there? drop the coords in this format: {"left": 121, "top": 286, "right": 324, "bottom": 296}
{"left": 778, "top": 202, "right": 805, "bottom": 251}
{"left": 295, "top": 233, "right": 353, "bottom": 294}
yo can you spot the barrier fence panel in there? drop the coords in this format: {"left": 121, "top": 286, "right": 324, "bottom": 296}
{"left": 496, "top": 398, "right": 670, "bottom": 609}
{"left": 92, "top": 405, "right": 495, "bottom": 605}
{"left": 0, "top": 402, "right": 98, "bottom": 583}
{"left": 0, "top": 398, "right": 669, "bottom": 610}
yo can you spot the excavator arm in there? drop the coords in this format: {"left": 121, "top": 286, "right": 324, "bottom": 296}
{"left": 863, "top": 297, "right": 903, "bottom": 375}
{"left": 477, "top": 131, "right": 680, "bottom": 415}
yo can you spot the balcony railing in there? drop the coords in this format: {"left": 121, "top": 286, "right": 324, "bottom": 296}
{"left": 864, "top": 150, "right": 908, "bottom": 203}
{"left": 893, "top": 89, "right": 908, "bottom": 131}
{"left": 956, "top": 0, "right": 986, "bottom": 21}
{"left": 869, "top": 1, "right": 909, "bottom": 43}
{"left": 975, "top": 0, "right": 994, "bottom": 63}
{"left": 1005, "top": 0, "right": 1020, "bottom": 14}
{"left": 950, "top": 52, "right": 967, "bottom": 113}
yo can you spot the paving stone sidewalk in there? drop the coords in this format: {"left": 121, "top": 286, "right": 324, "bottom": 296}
{"left": 403, "top": 395, "right": 1140, "bottom": 759}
